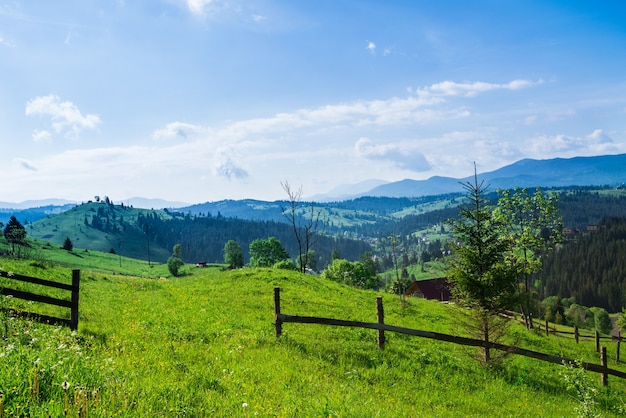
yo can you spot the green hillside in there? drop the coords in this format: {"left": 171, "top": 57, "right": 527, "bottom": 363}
{"left": 1, "top": 248, "right": 625, "bottom": 416}
{"left": 27, "top": 201, "right": 174, "bottom": 262}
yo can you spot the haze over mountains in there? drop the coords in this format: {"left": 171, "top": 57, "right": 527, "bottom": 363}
{"left": 2, "top": 154, "right": 626, "bottom": 213}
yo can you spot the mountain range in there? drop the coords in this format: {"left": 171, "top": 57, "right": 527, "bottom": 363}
{"left": 353, "top": 154, "right": 626, "bottom": 199}
{"left": 2, "top": 153, "right": 626, "bottom": 217}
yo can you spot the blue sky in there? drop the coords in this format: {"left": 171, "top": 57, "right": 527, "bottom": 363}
{"left": 1, "top": 0, "right": 626, "bottom": 204}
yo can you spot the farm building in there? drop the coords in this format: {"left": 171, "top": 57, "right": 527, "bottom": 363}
{"left": 404, "top": 277, "right": 451, "bottom": 302}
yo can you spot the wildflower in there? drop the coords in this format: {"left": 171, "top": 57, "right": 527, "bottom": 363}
{"left": 62, "top": 381, "right": 70, "bottom": 391}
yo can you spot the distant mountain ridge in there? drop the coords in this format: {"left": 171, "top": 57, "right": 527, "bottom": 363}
{"left": 0, "top": 199, "right": 77, "bottom": 210}
{"left": 362, "top": 154, "right": 626, "bottom": 198}
{"left": 3, "top": 154, "right": 626, "bottom": 216}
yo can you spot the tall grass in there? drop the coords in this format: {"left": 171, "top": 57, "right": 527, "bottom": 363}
{"left": 1, "top": 253, "right": 625, "bottom": 416}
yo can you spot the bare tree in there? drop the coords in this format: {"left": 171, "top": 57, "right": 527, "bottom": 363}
{"left": 281, "top": 181, "right": 325, "bottom": 274}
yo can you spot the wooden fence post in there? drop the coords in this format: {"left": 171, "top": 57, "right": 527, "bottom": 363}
{"left": 377, "top": 296, "right": 385, "bottom": 350}
{"left": 545, "top": 320, "right": 549, "bottom": 336}
{"left": 274, "top": 287, "right": 282, "bottom": 338}
{"left": 574, "top": 325, "right": 579, "bottom": 344}
{"left": 617, "top": 332, "right": 621, "bottom": 363}
{"left": 70, "top": 270, "right": 80, "bottom": 331}
{"left": 595, "top": 330, "right": 600, "bottom": 353}
{"left": 601, "top": 346, "right": 608, "bottom": 386}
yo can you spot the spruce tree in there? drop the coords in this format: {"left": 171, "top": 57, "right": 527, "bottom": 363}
{"left": 4, "top": 216, "right": 27, "bottom": 258}
{"left": 63, "top": 236, "right": 74, "bottom": 251}
{"left": 448, "top": 172, "right": 519, "bottom": 363}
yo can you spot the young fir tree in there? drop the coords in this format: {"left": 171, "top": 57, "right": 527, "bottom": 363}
{"left": 3, "top": 216, "right": 27, "bottom": 258}
{"left": 448, "top": 171, "right": 520, "bottom": 364}
{"left": 62, "top": 236, "right": 74, "bottom": 251}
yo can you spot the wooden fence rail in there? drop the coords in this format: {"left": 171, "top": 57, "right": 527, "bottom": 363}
{"left": 0, "top": 269, "right": 80, "bottom": 330}
{"left": 530, "top": 317, "right": 622, "bottom": 360}
{"left": 273, "top": 287, "right": 626, "bottom": 386}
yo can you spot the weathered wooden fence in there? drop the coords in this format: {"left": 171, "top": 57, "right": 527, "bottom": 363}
{"left": 273, "top": 287, "right": 626, "bottom": 386}
{"left": 516, "top": 314, "right": 624, "bottom": 361}
{"left": 0, "top": 269, "right": 80, "bottom": 330}
{"left": 540, "top": 320, "right": 621, "bottom": 349}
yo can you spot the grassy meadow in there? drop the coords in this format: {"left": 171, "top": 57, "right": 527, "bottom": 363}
{"left": 1, "top": 246, "right": 626, "bottom": 416}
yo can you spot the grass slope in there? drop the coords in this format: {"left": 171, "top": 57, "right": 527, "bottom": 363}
{"left": 27, "top": 202, "right": 172, "bottom": 262}
{"left": 1, "top": 249, "right": 625, "bottom": 416}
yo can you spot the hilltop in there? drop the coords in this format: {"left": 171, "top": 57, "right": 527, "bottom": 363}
{"left": 25, "top": 200, "right": 374, "bottom": 266}
{"left": 26, "top": 201, "right": 174, "bottom": 262}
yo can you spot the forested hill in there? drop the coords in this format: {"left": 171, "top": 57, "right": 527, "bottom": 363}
{"left": 539, "top": 216, "right": 626, "bottom": 312}
{"left": 137, "top": 211, "right": 372, "bottom": 267}
{"left": 557, "top": 189, "right": 626, "bottom": 229}
{"left": 27, "top": 201, "right": 371, "bottom": 267}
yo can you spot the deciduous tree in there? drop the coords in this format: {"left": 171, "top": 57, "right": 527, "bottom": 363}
{"left": 281, "top": 181, "right": 325, "bottom": 273}
{"left": 493, "top": 187, "right": 563, "bottom": 328}
{"left": 223, "top": 240, "right": 244, "bottom": 269}
{"left": 249, "top": 237, "right": 289, "bottom": 268}
{"left": 167, "top": 243, "right": 184, "bottom": 276}
{"left": 321, "top": 258, "right": 378, "bottom": 289}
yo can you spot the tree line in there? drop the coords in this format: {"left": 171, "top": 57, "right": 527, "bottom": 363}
{"left": 136, "top": 210, "right": 371, "bottom": 269}
{"left": 538, "top": 216, "right": 626, "bottom": 312}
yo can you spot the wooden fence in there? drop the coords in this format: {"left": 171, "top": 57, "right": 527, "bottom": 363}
{"left": 273, "top": 287, "right": 626, "bottom": 386}
{"left": 509, "top": 313, "right": 624, "bottom": 361}
{"left": 0, "top": 269, "right": 80, "bottom": 330}
{"left": 538, "top": 319, "right": 621, "bottom": 348}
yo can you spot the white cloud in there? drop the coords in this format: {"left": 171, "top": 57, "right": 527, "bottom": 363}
{"left": 152, "top": 121, "right": 208, "bottom": 140}
{"left": 216, "top": 159, "right": 248, "bottom": 179}
{"left": 252, "top": 14, "right": 266, "bottom": 23}
{"left": 355, "top": 137, "right": 431, "bottom": 172}
{"left": 14, "top": 158, "right": 37, "bottom": 171}
{"left": 588, "top": 129, "right": 612, "bottom": 143}
{"left": 154, "top": 78, "right": 532, "bottom": 147}
{"left": 417, "top": 79, "right": 543, "bottom": 98}
{"left": 526, "top": 129, "right": 620, "bottom": 158}
{"left": 25, "top": 95, "right": 101, "bottom": 139}
{"left": 32, "top": 130, "right": 52, "bottom": 142}
{"left": 213, "top": 146, "right": 249, "bottom": 179}
{"left": 0, "top": 34, "right": 15, "bottom": 47}
{"left": 64, "top": 27, "right": 73, "bottom": 45}
{"left": 184, "top": 0, "right": 218, "bottom": 19}
{"left": 207, "top": 94, "right": 459, "bottom": 142}
{"left": 367, "top": 41, "right": 376, "bottom": 54}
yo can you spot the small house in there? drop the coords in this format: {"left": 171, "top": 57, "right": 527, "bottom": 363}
{"left": 404, "top": 277, "right": 451, "bottom": 302}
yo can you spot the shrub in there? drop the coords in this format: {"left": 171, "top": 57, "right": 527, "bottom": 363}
{"left": 273, "top": 259, "right": 297, "bottom": 270}
{"left": 167, "top": 256, "right": 184, "bottom": 276}
{"left": 321, "top": 258, "right": 378, "bottom": 289}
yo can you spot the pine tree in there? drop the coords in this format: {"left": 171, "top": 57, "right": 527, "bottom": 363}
{"left": 4, "top": 216, "right": 27, "bottom": 258}
{"left": 63, "top": 236, "right": 74, "bottom": 251}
